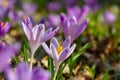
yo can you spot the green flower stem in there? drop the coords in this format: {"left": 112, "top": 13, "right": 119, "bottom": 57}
{"left": 53, "top": 66, "right": 59, "bottom": 80}
{"left": 30, "top": 53, "right": 34, "bottom": 71}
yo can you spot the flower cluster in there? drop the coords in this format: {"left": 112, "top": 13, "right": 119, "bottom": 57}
{"left": 0, "top": 0, "right": 89, "bottom": 79}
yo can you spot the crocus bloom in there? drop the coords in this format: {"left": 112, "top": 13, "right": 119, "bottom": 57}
{"left": 64, "top": 0, "right": 76, "bottom": 7}
{"left": 46, "top": 2, "right": 61, "bottom": 12}
{"left": 22, "top": 3, "right": 37, "bottom": 16}
{"left": 67, "top": 5, "right": 89, "bottom": 23}
{"left": 42, "top": 37, "right": 76, "bottom": 66}
{"left": 84, "top": 0, "right": 99, "bottom": 12}
{"left": 0, "top": 42, "right": 20, "bottom": 72}
{"left": 6, "top": 62, "right": 50, "bottom": 80}
{"left": 48, "top": 14, "right": 61, "bottom": 27}
{"left": 60, "top": 13, "right": 89, "bottom": 42}
{"left": 21, "top": 17, "right": 59, "bottom": 54}
{"left": 0, "top": 22, "right": 10, "bottom": 38}
{"left": 0, "top": 0, "right": 16, "bottom": 18}
{"left": 103, "top": 11, "right": 116, "bottom": 24}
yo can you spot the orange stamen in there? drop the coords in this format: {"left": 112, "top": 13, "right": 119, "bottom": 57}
{"left": 57, "top": 42, "right": 63, "bottom": 54}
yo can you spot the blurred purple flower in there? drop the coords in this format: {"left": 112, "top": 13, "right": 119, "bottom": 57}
{"left": 0, "top": 22, "right": 10, "bottom": 38}
{"left": 103, "top": 11, "right": 116, "bottom": 24}
{"left": 42, "top": 37, "right": 76, "bottom": 66}
{"left": 22, "top": 3, "right": 37, "bottom": 16}
{"left": 46, "top": 2, "right": 61, "bottom": 12}
{"left": 32, "top": 67, "right": 50, "bottom": 80}
{"left": 8, "top": 10, "right": 19, "bottom": 24}
{"left": 84, "top": 0, "right": 99, "bottom": 12}
{"left": 6, "top": 62, "right": 50, "bottom": 80}
{"left": 21, "top": 17, "right": 59, "bottom": 54}
{"left": 67, "top": 5, "right": 89, "bottom": 23}
{"left": 64, "top": 0, "right": 76, "bottom": 7}
{"left": 0, "top": 42, "right": 20, "bottom": 72}
{"left": 0, "top": 0, "right": 16, "bottom": 18}
{"left": 48, "top": 14, "right": 61, "bottom": 27}
{"left": 60, "top": 13, "right": 89, "bottom": 42}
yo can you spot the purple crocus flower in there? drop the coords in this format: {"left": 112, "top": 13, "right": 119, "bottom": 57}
{"left": 84, "top": 0, "right": 99, "bottom": 12}
{"left": 46, "top": 2, "right": 61, "bottom": 12}
{"left": 42, "top": 37, "right": 76, "bottom": 66}
{"left": 21, "top": 17, "right": 59, "bottom": 54}
{"left": 67, "top": 5, "right": 89, "bottom": 23}
{"left": 64, "top": 0, "right": 76, "bottom": 7}
{"left": 103, "top": 11, "right": 116, "bottom": 24}
{"left": 60, "top": 13, "right": 89, "bottom": 42}
{"left": 6, "top": 62, "right": 50, "bottom": 80}
{"left": 32, "top": 67, "right": 50, "bottom": 80}
{"left": 0, "top": 42, "right": 20, "bottom": 72}
{"left": 0, "top": 0, "right": 16, "bottom": 18}
{"left": 0, "top": 22, "right": 10, "bottom": 38}
{"left": 22, "top": 3, "right": 37, "bottom": 16}
{"left": 48, "top": 14, "right": 61, "bottom": 27}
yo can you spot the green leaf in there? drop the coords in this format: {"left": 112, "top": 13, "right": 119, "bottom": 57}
{"left": 72, "top": 43, "right": 90, "bottom": 61}
{"left": 48, "top": 57, "right": 54, "bottom": 80}
{"left": 13, "top": 56, "right": 19, "bottom": 64}
{"left": 102, "top": 70, "right": 109, "bottom": 80}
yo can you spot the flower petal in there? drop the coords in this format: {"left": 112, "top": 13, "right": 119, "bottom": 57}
{"left": 59, "top": 44, "right": 76, "bottom": 64}
{"left": 42, "top": 42, "right": 53, "bottom": 58}
{"left": 3, "top": 22, "right": 10, "bottom": 34}
{"left": 62, "top": 36, "right": 71, "bottom": 48}
{"left": 50, "top": 42, "right": 59, "bottom": 61}
{"left": 24, "top": 17, "right": 33, "bottom": 30}
{"left": 32, "top": 67, "right": 50, "bottom": 80}
{"left": 50, "top": 37, "right": 59, "bottom": 49}
{"left": 44, "top": 28, "right": 53, "bottom": 37}
{"left": 16, "top": 62, "right": 32, "bottom": 80}
{"left": 21, "top": 22, "right": 31, "bottom": 40}
{"left": 58, "top": 48, "right": 70, "bottom": 64}
{"left": 73, "top": 19, "right": 88, "bottom": 42}
{"left": 32, "top": 24, "right": 44, "bottom": 40}
{"left": 43, "top": 27, "right": 59, "bottom": 42}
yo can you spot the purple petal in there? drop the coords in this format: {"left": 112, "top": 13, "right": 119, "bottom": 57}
{"left": 78, "top": 5, "right": 89, "bottom": 23}
{"left": 0, "top": 43, "right": 20, "bottom": 72}
{"left": 32, "top": 24, "right": 44, "bottom": 40}
{"left": 60, "top": 13, "right": 67, "bottom": 23}
{"left": 3, "top": 22, "right": 10, "bottom": 34}
{"left": 50, "top": 37, "right": 59, "bottom": 49}
{"left": 30, "top": 24, "right": 45, "bottom": 54}
{"left": 16, "top": 62, "right": 32, "bottom": 80}
{"left": 32, "top": 67, "right": 50, "bottom": 80}
{"left": 68, "top": 16, "right": 77, "bottom": 37}
{"left": 50, "top": 43, "right": 59, "bottom": 61}
{"left": 59, "top": 44, "right": 76, "bottom": 64}
{"left": 62, "top": 36, "right": 71, "bottom": 48}
{"left": 21, "top": 22, "right": 31, "bottom": 40}
{"left": 67, "top": 6, "right": 81, "bottom": 19}
{"left": 42, "top": 27, "right": 59, "bottom": 42}
{"left": 5, "top": 66, "right": 17, "bottom": 80}
{"left": 73, "top": 19, "right": 89, "bottom": 42}
{"left": 44, "top": 28, "right": 53, "bottom": 37}
{"left": 103, "top": 11, "right": 116, "bottom": 24}
{"left": 60, "top": 14, "right": 70, "bottom": 37}
{"left": 48, "top": 14, "right": 60, "bottom": 26}
{"left": 42, "top": 42, "right": 53, "bottom": 58}
{"left": 24, "top": 17, "right": 33, "bottom": 30}
{"left": 65, "top": 44, "right": 76, "bottom": 59}
{"left": 58, "top": 48, "right": 70, "bottom": 64}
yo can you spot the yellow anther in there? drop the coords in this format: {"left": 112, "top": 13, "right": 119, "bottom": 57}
{"left": 57, "top": 45, "right": 63, "bottom": 54}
